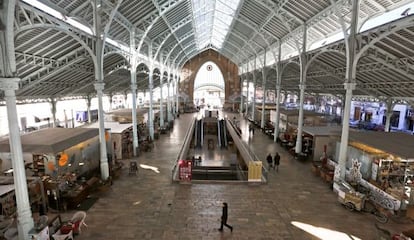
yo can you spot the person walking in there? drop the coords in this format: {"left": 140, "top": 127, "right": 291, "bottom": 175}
{"left": 218, "top": 202, "right": 233, "bottom": 232}
{"left": 274, "top": 152, "right": 280, "bottom": 172}
{"left": 266, "top": 153, "right": 273, "bottom": 170}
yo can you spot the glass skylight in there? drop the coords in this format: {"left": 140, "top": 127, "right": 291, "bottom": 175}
{"left": 192, "top": 0, "right": 241, "bottom": 50}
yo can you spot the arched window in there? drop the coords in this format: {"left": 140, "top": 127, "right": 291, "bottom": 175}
{"left": 193, "top": 62, "right": 225, "bottom": 108}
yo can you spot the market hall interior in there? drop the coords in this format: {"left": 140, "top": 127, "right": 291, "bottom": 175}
{"left": 3, "top": 1, "right": 414, "bottom": 239}
{"left": 65, "top": 112, "right": 413, "bottom": 240}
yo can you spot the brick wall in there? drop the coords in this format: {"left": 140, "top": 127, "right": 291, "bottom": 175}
{"left": 179, "top": 50, "right": 240, "bottom": 105}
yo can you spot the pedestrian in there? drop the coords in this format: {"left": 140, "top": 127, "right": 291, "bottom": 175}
{"left": 266, "top": 153, "right": 273, "bottom": 170}
{"left": 274, "top": 152, "right": 280, "bottom": 171}
{"left": 218, "top": 202, "right": 233, "bottom": 232}
{"left": 249, "top": 124, "right": 255, "bottom": 135}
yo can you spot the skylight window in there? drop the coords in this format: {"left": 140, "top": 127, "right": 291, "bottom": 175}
{"left": 192, "top": 0, "right": 241, "bottom": 50}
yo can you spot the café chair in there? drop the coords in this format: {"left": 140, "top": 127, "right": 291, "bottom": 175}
{"left": 70, "top": 211, "right": 87, "bottom": 234}
{"left": 52, "top": 229, "right": 73, "bottom": 240}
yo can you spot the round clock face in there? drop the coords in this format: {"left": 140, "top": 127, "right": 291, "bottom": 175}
{"left": 207, "top": 65, "right": 213, "bottom": 71}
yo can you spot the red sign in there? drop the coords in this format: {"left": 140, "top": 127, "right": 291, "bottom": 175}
{"left": 179, "top": 160, "right": 192, "bottom": 181}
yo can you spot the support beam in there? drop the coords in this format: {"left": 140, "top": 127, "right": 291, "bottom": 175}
{"left": 50, "top": 98, "right": 57, "bottom": 127}
{"left": 130, "top": 30, "right": 139, "bottom": 157}
{"left": 337, "top": 0, "right": 360, "bottom": 181}
{"left": 93, "top": 1, "right": 109, "bottom": 180}
{"left": 0, "top": 78, "right": 34, "bottom": 239}
{"left": 384, "top": 98, "right": 396, "bottom": 132}
{"left": 295, "top": 26, "right": 307, "bottom": 155}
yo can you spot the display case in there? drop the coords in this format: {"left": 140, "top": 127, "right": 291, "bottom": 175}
{"left": 376, "top": 159, "right": 414, "bottom": 207}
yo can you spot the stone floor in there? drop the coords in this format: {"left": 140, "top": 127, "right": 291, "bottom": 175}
{"left": 58, "top": 112, "right": 413, "bottom": 240}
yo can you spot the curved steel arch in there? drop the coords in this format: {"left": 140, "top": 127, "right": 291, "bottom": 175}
{"left": 279, "top": 60, "right": 300, "bottom": 80}
{"left": 155, "top": 17, "right": 257, "bottom": 65}
{"left": 305, "top": 49, "right": 346, "bottom": 70}
{"left": 136, "top": 0, "right": 186, "bottom": 58}
{"left": 153, "top": 3, "right": 276, "bottom": 67}
{"left": 222, "top": 13, "right": 277, "bottom": 66}
{"left": 265, "top": 67, "right": 278, "bottom": 81}
{"left": 231, "top": 1, "right": 296, "bottom": 64}
{"left": 355, "top": 15, "right": 414, "bottom": 68}
{"left": 169, "top": 30, "right": 260, "bottom": 68}
{"left": 15, "top": 24, "right": 96, "bottom": 68}
{"left": 14, "top": 26, "right": 98, "bottom": 96}
{"left": 104, "top": 55, "right": 130, "bottom": 78}
{"left": 174, "top": 37, "right": 250, "bottom": 68}
{"left": 103, "top": 50, "right": 131, "bottom": 64}
{"left": 174, "top": 35, "right": 259, "bottom": 68}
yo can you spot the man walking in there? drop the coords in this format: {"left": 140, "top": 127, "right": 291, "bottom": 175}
{"left": 266, "top": 153, "right": 273, "bottom": 170}
{"left": 218, "top": 202, "right": 233, "bottom": 232}
{"left": 274, "top": 152, "right": 280, "bottom": 172}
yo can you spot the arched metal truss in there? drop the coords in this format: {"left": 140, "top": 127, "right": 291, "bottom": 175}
{"left": 1, "top": 0, "right": 414, "bottom": 103}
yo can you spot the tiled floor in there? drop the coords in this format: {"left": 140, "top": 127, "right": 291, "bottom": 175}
{"left": 61, "top": 112, "right": 413, "bottom": 240}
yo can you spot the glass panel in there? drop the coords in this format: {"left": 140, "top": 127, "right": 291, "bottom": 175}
{"left": 192, "top": 0, "right": 241, "bottom": 50}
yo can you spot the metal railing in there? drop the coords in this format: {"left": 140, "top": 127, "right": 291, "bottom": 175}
{"left": 171, "top": 117, "right": 196, "bottom": 182}
{"left": 226, "top": 118, "right": 268, "bottom": 183}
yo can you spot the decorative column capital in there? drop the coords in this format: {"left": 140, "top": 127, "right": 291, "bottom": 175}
{"left": 0, "top": 78, "right": 19, "bottom": 94}
{"left": 94, "top": 82, "right": 105, "bottom": 92}
{"left": 344, "top": 82, "right": 356, "bottom": 91}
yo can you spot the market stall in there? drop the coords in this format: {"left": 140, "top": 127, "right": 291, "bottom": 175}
{"left": 302, "top": 126, "right": 342, "bottom": 162}
{"left": 86, "top": 122, "right": 133, "bottom": 160}
{"left": 270, "top": 109, "right": 329, "bottom": 134}
{"left": 0, "top": 176, "right": 46, "bottom": 217}
{"left": 0, "top": 128, "right": 101, "bottom": 211}
{"left": 105, "top": 108, "right": 162, "bottom": 139}
{"left": 334, "top": 131, "right": 414, "bottom": 217}
{"left": 105, "top": 108, "right": 164, "bottom": 125}
{"left": 0, "top": 128, "right": 100, "bottom": 177}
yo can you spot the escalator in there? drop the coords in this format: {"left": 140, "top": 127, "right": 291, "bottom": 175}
{"left": 218, "top": 119, "right": 227, "bottom": 148}
{"left": 194, "top": 119, "right": 203, "bottom": 148}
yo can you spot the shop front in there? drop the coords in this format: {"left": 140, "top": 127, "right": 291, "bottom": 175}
{"left": 333, "top": 131, "right": 414, "bottom": 218}
{"left": 0, "top": 128, "right": 102, "bottom": 211}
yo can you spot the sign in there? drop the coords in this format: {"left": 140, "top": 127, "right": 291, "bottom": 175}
{"left": 248, "top": 161, "right": 262, "bottom": 182}
{"left": 179, "top": 160, "right": 192, "bottom": 181}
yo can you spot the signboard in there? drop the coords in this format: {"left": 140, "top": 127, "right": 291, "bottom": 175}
{"left": 248, "top": 161, "right": 262, "bottom": 182}
{"left": 179, "top": 160, "right": 192, "bottom": 181}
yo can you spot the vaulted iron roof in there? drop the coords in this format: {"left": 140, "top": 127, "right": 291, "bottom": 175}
{"left": 2, "top": 0, "right": 414, "bottom": 102}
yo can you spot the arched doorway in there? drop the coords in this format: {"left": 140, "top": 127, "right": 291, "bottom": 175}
{"left": 193, "top": 61, "right": 225, "bottom": 109}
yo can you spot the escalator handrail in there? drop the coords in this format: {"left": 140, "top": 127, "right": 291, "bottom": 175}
{"left": 223, "top": 120, "right": 227, "bottom": 147}
{"left": 217, "top": 120, "right": 222, "bottom": 147}
{"left": 200, "top": 119, "right": 204, "bottom": 147}
{"left": 225, "top": 118, "right": 260, "bottom": 163}
{"left": 172, "top": 117, "right": 196, "bottom": 181}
